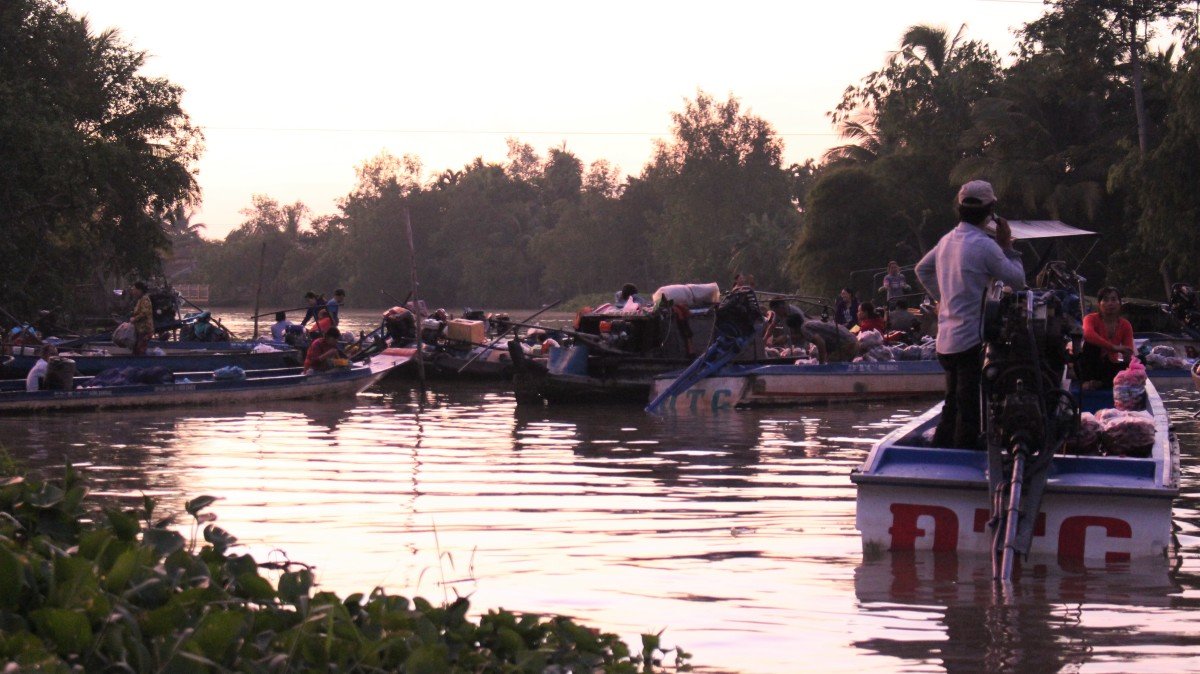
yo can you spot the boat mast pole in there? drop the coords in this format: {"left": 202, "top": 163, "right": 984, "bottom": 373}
{"left": 404, "top": 206, "right": 426, "bottom": 386}
{"left": 252, "top": 242, "right": 267, "bottom": 340}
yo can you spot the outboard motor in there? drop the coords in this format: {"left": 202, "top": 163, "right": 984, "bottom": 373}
{"left": 1169, "top": 283, "right": 1200, "bottom": 335}
{"left": 981, "top": 285, "right": 1078, "bottom": 582}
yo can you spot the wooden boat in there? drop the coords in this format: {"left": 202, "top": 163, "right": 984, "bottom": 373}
{"left": 649, "top": 359, "right": 944, "bottom": 411}
{"left": 851, "top": 380, "right": 1178, "bottom": 561}
{"left": 1134, "top": 333, "right": 1197, "bottom": 382}
{"left": 511, "top": 302, "right": 774, "bottom": 404}
{"left": 0, "top": 360, "right": 401, "bottom": 413}
{"left": 4, "top": 345, "right": 301, "bottom": 377}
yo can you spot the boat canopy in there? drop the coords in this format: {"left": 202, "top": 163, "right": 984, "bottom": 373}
{"left": 987, "top": 219, "right": 1095, "bottom": 240}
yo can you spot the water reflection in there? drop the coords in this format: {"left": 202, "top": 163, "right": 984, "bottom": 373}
{"left": 0, "top": 364, "right": 1196, "bottom": 673}
{"left": 853, "top": 552, "right": 1195, "bottom": 672}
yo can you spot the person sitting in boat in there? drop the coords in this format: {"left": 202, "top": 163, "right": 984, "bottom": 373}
{"left": 307, "top": 308, "right": 333, "bottom": 338}
{"left": 8, "top": 323, "right": 42, "bottom": 346}
{"left": 1077, "top": 286, "right": 1134, "bottom": 389}
{"left": 764, "top": 299, "right": 804, "bottom": 347}
{"left": 383, "top": 305, "right": 416, "bottom": 346}
{"left": 878, "top": 261, "right": 912, "bottom": 308}
{"left": 834, "top": 288, "right": 859, "bottom": 329}
{"left": 888, "top": 299, "right": 919, "bottom": 334}
{"left": 614, "top": 283, "right": 649, "bottom": 309}
{"left": 270, "top": 311, "right": 295, "bottom": 342}
{"left": 856, "top": 302, "right": 887, "bottom": 334}
{"left": 799, "top": 316, "right": 858, "bottom": 363}
{"left": 130, "top": 281, "right": 154, "bottom": 356}
{"left": 25, "top": 343, "right": 57, "bottom": 391}
{"left": 303, "top": 327, "right": 344, "bottom": 374}
{"left": 187, "top": 312, "right": 225, "bottom": 342}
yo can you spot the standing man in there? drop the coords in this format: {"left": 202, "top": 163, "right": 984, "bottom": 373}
{"left": 327, "top": 289, "right": 345, "bottom": 326}
{"left": 915, "top": 180, "right": 1025, "bottom": 449}
{"left": 130, "top": 281, "right": 154, "bottom": 356}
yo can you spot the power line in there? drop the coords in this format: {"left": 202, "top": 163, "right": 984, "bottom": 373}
{"left": 199, "top": 126, "right": 842, "bottom": 137}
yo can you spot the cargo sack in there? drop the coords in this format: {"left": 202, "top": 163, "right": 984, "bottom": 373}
{"left": 112, "top": 322, "right": 136, "bottom": 348}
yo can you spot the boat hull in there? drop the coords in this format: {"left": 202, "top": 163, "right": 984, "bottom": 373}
{"left": 851, "top": 382, "right": 1178, "bottom": 561}
{"left": 0, "top": 363, "right": 392, "bottom": 413}
{"left": 650, "top": 360, "right": 945, "bottom": 411}
{"left": 7, "top": 349, "right": 301, "bottom": 377}
{"left": 854, "top": 480, "right": 1174, "bottom": 561}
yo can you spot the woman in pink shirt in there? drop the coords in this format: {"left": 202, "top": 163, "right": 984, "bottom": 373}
{"left": 1078, "top": 286, "right": 1134, "bottom": 388}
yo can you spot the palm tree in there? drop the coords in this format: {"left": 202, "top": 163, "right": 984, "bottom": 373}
{"left": 162, "top": 204, "right": 206, "bottom": 242}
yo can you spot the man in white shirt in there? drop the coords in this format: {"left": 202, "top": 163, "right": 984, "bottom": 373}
{"left": 25, "top": 344, "right": 57, "bottom": 391}
{"left": 915, "top": 180, "right": 1026, "bottom": 449}
{"left": 270, "top": 311, "right": 295, "bottom": 342}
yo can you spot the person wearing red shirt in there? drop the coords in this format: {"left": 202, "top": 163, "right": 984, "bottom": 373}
{"left": 303, "top": 327, "right": 343, "bottom": 374}
{"left": 1078, "top": 286, "right": 1134, "bottom": 388}
{"left": 856, "top": 302, "right": 887, "bottom": 333}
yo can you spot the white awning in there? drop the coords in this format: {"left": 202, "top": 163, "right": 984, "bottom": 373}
{"left": 984, "top": 219, "right": 1095, "bottom": 240}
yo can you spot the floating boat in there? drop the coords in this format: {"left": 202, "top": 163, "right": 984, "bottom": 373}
{"left": 511, "top": 298, "right": 774, "bottom": 404}
{"left": 648, "top": 359, "right": 944, "bottom": 411}
{"left": 851, "top": 380, "right": 1178, "bottom": 561}
{"left": 0, "top": 360, "right": 401, "bottom": 413}
{"left": 1134, "top": 333, "right": 1198, "bottom": 382}
{"left": 3, "top": 345, "right": 301, "bottom": 377}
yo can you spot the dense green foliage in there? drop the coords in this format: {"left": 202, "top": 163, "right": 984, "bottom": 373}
{"left": 192, "top": 93, "right": 801, "bottom": 310}
{"left": 0, "top": 464, "right": 692, "bottom": 672}
{"left": 6, "top": 0, "right": 1200, "bottom": 322}
{"left": 0, "top": 0, "right": 201, "bottom": 319}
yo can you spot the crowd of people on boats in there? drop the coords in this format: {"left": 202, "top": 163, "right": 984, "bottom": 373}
{"left": 4, "top": 177, "right": 1199, "bottom": 416}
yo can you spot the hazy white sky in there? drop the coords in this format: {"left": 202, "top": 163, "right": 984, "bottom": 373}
{"left": 69, "top": 0, "right": 1047, "bottom": 238}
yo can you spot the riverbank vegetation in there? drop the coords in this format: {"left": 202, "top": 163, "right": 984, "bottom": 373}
{"left": 4, "top": 0, "right": 1200, "bottom": 319}
{"left": 0, "top": 462, "right": 692, "bottom": 672}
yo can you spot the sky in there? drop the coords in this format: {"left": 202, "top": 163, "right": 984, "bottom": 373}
{"left": 68, "top": 0, "right": 1048, "bottom": 239}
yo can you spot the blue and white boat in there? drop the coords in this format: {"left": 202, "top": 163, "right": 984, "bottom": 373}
{"left": 851, "top": 380, "right": 1178, "bottom": 561}
{"left": 649, "top": 359, "right": 945, "bottom": 411}
{"left": 0, "top": 359, "right": 401, "bottom": 413}
{"left": 4, "top": 345, "right": 301, "bottom": 377}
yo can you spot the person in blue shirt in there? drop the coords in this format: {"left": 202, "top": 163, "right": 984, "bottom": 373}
{"left": 326, "top": 289, "right": 345, "bottom": 326}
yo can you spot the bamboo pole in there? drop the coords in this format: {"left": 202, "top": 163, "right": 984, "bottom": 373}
{"left": 404, "top": 206, "right": 426, "bottom": 385}
{"left": 252, "top": 242, "right": 267, "bottom": 340}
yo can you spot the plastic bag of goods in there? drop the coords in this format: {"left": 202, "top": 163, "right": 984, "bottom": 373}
{"left": 252, "top": 343, "right": 279, "bottom": 353}
{"left": 112, "top": 322, "right": 136, "bottom": 348}
{"left": 1112, "top": 357, "right": 1147, "bottom": 410}
{"left": 1064, "top": 412, "right": 1102, "bottom": 454}
{"left": 864, "top": 345, "right": 894, "bottom": 362}
{"left": 652, "top": 283, "right": 720, "bottom": 307}
{"left": 1097, "top": 409, "right": 1156, "bottom": 457}
{"left": 857, "top": 329, "right": 884, "bottom": 349}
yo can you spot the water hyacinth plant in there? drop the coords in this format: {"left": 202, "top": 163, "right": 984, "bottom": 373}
{"left": 0, "top": 463, "right": 692, "bottom": 672}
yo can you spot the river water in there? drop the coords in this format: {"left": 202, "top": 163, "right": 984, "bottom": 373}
{"left": 4, "top": 309, "right": 1199, "bottom": 672}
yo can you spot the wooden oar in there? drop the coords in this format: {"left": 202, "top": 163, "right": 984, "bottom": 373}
{"left": 250, "top": 305, "right": 311, "bottom": 320}
{"left": 456, "top": 300, "right": 563, "bottom": 374}
{"left": 54, "top": 331, "right": 115, "bottom": 350}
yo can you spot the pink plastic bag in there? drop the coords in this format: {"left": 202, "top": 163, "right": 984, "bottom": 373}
{"left": 1114, "top": 356, "right": 1147, "bottom": 385}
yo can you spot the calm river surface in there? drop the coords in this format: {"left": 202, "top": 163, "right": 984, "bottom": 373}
{"left": 4, "top": 309, "right": 1199, "bottom": 672}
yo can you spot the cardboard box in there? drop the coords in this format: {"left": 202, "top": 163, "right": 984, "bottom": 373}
{"left": 446, "top": 319, "right": 485, "bottom": 344}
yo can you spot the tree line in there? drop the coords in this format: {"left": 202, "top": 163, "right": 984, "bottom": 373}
{"left": 4, "top": 0, "right": 1200, "bottom": 323}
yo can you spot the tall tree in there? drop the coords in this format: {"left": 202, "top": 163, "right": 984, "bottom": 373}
{"left": 644, "top": 91, "right": 798, "bottom": 286}
{"left": 0, "top": 0, "right": 201, "bottom": 317}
